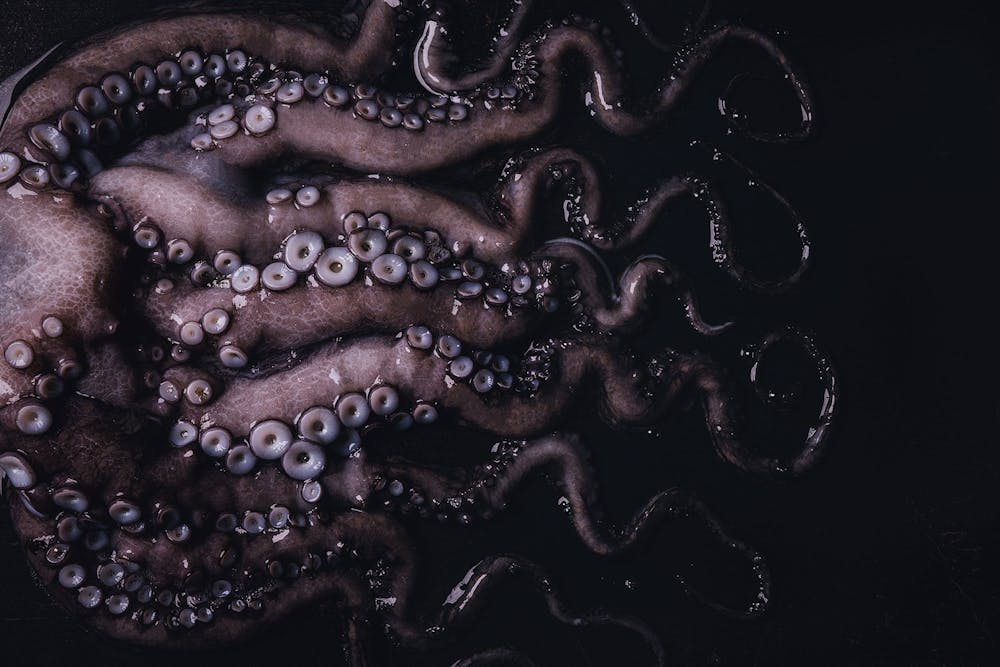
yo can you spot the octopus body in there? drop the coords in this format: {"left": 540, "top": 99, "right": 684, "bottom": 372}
{"left": 0, "top": 1, "right": 836, "bottom": 663}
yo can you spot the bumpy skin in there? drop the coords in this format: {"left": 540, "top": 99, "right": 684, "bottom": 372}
{"left": 0, "top": 1, "right": 837, "bottom": 663}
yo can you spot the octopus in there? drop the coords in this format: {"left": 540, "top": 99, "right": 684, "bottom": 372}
{"left": 0, "top": 1, "right": 837, "bottom": 664}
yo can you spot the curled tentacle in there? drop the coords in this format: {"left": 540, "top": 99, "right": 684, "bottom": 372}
{"left": 541, "top": 238, "right": 732, "bottom": 334}
{"left": 694, "top": 161, "right": 813, "bottom": 294}
{"left": 504, "top": 147, "right": 811, "bottom": 294}
{"left": 415, "top": 0, "right": 537, "bottom": 94}
{"left": 412, "top": 554, "right": 664, "bottom": 664}
{"left": 497, "top": 147, "right": 604, "bottom": 251}
{"left": 748, "top": 327, "right": 838, "bottom": 474}
{"left": 655, "top": 327, "right": 838, "bottom": 477}
{"left": 610, "top": 173, "right": 812, "bottom": 293}
{"left": 416, "top": 0, "right": 814, "bottom": 141}
{"left": 380, "top": 432, "right": 770, "bottom": 618}
{"left": 319, "top": 510, "right": 664, "bottom": 663}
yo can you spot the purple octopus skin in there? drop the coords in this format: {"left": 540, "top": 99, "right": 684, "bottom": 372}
{"left": 0, "top": 0, "right": 837, "bottom": 663}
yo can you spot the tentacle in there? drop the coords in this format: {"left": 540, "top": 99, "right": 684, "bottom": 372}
{"left": 416, "top": 1, "right": 813, "bottom": 141}
{"left": 540, "top": 239, "right": 732, "bottom": 334}
{"left": 173, "top": 335, "right": 672, "bottom": 440}
{"left": 496, "top": 147, "right": 603, "bottom": 251}
{"left": 414, "top": 0, "right": 537, "bottom": 93}
{"left": 6, "top": 485, "right": 380, "bottom": 649}
{"left": 429, "top": 555, "right": 665, "bottom": 662}
{"left": 655, "top": 327, "right": 838, "bottom": 477}
{"left": 501, "top": 148, "right": 811, "bottom": 293}
{"left": 612, "top": 176, "right": 811, "bottom": 294}
{"left": 1, "top": 4, "right": 814, "bottom": 191}
{"left": 403, "top": 554, "right": 663, "bottom": 662}
{"left": 0, "top": 1, "right": 401, "bottom": 148}
{"left": 695, "top": 155, "right": 812, "bottom": 294}
{"left": 379, "top": 433, "right": 770, "bottom": 618}
{"left": 89, "top": 168, "right": 519, "bottom": 265}
{"left": 272, "top": 511, "right": 662, "bottom": 663}
{"left": 338, "top": 0, "right": 410, "bottom": 79}
{"left": 2, "top": 408, "right": 384, "bottom": 651}
{"left": 140, "top": 276, "right": 539, "bottom": 357}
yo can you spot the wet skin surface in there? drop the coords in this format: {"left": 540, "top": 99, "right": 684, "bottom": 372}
{"left": 4, "top": 0, "right": 987, "bottom": 665}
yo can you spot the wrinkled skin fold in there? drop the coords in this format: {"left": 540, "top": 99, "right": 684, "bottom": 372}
{"left": 0, "top": 1, "right": 836, "bottom": 664}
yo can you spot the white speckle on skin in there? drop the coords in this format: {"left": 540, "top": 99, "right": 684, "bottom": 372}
{"left": 0, "top": 378, "right": 17, "bottom": 404}
{"left": 272, "top": 529, "right": 289, "bottom": 543}
{"left": 232, "top": 294, "right": 248, "bottom": 309}
{"left": 329, "top": 368, "right": 342, "bottom": 384}
{"left": 170, "top": 314, "right": 183, "bottom": 325}
{"left": 183, "top": 450, "right": 193, "bottom": 457}
{"left": 5, "top": 183, "right": 37, "bottom": 199}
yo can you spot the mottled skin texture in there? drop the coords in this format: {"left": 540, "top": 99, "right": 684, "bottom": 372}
{"left": 0, "top": 1, "right": 836, "bottom": 663}
{"left": 0, "top": 194, "right": 124, "bottom": 398}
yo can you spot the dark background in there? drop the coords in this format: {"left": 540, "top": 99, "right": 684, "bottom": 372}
{"left": 1, "top": 0, "right": 997, "bottom": 665}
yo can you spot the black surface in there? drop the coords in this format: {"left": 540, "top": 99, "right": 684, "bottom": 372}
{"left": 1, "top": 1, "right": 997, "bottom": 665}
